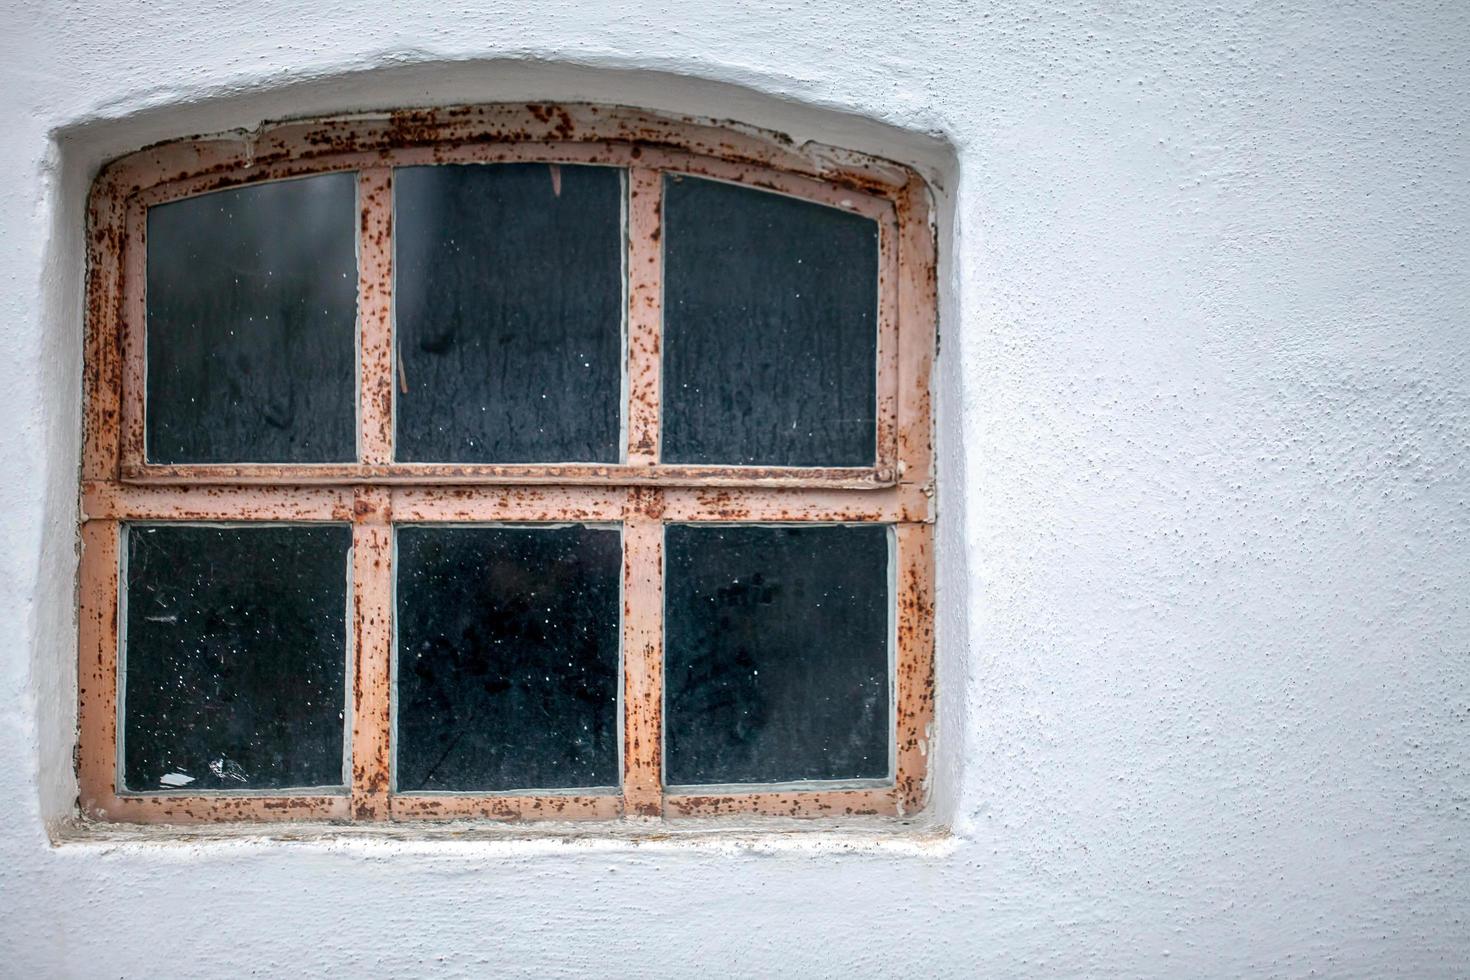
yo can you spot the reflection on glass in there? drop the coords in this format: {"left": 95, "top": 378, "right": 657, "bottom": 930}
{"left": 395, "top": 524, "right": 622, "bottom": 792}
{"left": 664, "top": 523, "right": 890, "bottom": 785}
{"left": 394, "top": 164, "right": 624, "bottom": 463}
{"left": 145, "top": 174, "right": 358, "bottom": 464}
{"left": 121, "top": 523, "right": 351, "bottom": 792}
{"left": 661, "top": 175, "right": 879, "bottom": 466}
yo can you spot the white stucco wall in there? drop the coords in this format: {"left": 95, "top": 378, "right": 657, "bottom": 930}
{"left": 1, "top": 2, "right": 1467, "bottom": 976}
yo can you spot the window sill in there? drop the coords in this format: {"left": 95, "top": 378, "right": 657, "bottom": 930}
{"left": 49, "top": 814, "right": 953, "bottom": 857}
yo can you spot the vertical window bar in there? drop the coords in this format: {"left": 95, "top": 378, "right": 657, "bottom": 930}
{"left": 119, "top": 198, "right": 147, "bottom": 472}
{"left": 894, "top": 521, "right": 935, "bottom": 816}
{"left": 621, "top": 489, "right": 665, "bottom": 815}
{"left": 875, "top": 209, "right": 902, "bottom": 481}
{"left": 350, "top": 487, "right": 393, "bottom": 819}
{"left": 896, "top": 176, "right": 936, "bottom": 484}
{"left": 625, "top": 167, "right": 663, "bottom": 467}
{"left": 84, "top": 184, "right": 127, "bottom": 481}
{"left": 357, "top": 169, "right": 395, "bottom": 466}
{"left": 78, "top": 520, "right": 121, "bottom": 814}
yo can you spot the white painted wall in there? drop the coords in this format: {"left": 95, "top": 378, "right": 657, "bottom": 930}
{"left": 1, "top": 2, "right": 1467, "bottom": 976}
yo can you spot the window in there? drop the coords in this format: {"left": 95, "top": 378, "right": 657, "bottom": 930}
{"left": 78, "top": 104, "right": 936, "bottom": 823}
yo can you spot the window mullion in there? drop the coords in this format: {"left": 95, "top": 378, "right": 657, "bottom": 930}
{"left": 626, "top": 167, "right": 663, "bottom": 468}
{"left": 357, "top": 168, "right": 395, "bottom": 466}
{"left": 621, "top": 488, "right": 665, "bottom": 816}
{"left": 350, "top": 487, "right": 393, "bottom": 819}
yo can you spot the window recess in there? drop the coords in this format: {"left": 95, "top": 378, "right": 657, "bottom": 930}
{"left": 79, "top": 104, "right": 936, "bottom": 824}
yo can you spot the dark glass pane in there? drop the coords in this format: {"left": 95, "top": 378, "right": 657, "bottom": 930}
{"left": 145, "top": 174, "right": 358, "bottom": 464}
{"left": 394, "top": 164, "right": 624, "bottom": 463}
{"left": 395, "top": 525, "right": 621, "bottom": 792}
{"left": 664, "top": 524, "right": 890, "bottom": 785}
{"left": 661, "top": 176, "right": 879, "bottom": 466}
{"left": 121, "top": 524, "right": 351, "bottom": 792}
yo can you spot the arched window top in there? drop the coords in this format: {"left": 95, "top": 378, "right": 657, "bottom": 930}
{"left": 95, "top": 103, "right": 919, "bottom": 209}
{"left": 86, "top": 103, "right": 935, "bottom": 490}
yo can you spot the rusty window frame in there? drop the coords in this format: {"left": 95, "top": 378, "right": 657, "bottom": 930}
{"left": 78, "top": 104, "right": 936, "bottom": 824}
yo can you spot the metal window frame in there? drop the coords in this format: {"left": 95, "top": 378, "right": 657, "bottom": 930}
{"left": 78, "top": 103, "right": 936, "bottom": 825}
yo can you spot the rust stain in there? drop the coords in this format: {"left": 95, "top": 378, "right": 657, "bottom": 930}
{"left": 390, "top": 794, "right": 620, "bottom": 822}
{"left": 117, "top": 461, "right": 895, "bottom": 489}
{"left": 662, "top": 789, "right": 894, "bottom": 819}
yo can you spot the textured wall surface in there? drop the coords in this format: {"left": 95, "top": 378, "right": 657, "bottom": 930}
{"left": 1, "top": 2, "right": 1467, "bottom": 976}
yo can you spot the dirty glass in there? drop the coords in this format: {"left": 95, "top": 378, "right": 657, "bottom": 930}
{"left": 663, "top": 524, "right": 890, "bottom": 785}
{"left": 394, "top": 525, "right": 622, "bottom": 792}
{"left": 120, "top": 523, "right": 351, "bottom": 792}
{"left": 145, "top": 174, "right": 358, "bottom": 464}
{"left": 660, "top": 175, "right": 879, "bottom": 467}
{"left": 394, "top": 164, "right": 624, "bottom": 463}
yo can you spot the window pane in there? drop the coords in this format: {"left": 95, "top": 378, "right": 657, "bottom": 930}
{"left": 661, "top": 176, "right": 879, "bottom": 467}
{"left": 145, "top": 174, "right": 358, "bottom": 464}
{"left": 395, "top": 525, "right": 622, "bottom": 792}
{"left": 121, "top": 524, "right": 351, "bottom": 792}
{"left": 664, "top": 524, "right": 890, "bottom": 786}
{"left": 394, "top": 164, "right": 625, "bottom": 463}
